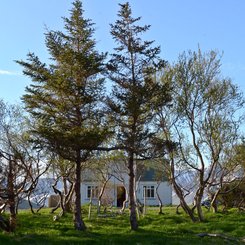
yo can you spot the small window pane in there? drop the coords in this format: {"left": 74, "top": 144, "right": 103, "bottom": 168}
{"left": 87, "top": 186, "right": 98, "bottom": 199}
{"left": 143, "top": 186, "right": 155, "bottom": 198}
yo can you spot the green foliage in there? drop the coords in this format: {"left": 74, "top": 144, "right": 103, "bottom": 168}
{"left": 164, "top": 48, "right": 244, "bottom": 176}
{"left": 16, "top": 0, "right": 110, "bottom": 161}
{"left": 228, "top": 142, "right": 245, "bottom": 170}
{"left": 158, "top": 48, "right": 245, "bottom": 222}
{"left": 106, "top": 2, "right": 172, "bottom": 230}
{"left": 107, "top": 2, "right": 171, "bottom": 158}
{"left": 219, "top": 180, "right": 245, "bottom": 208}
{"left": 0, "top": 207, "right": 245, "bottom": 244}
{"left": 16, "top": 0, "right": 112, "bottom": 231}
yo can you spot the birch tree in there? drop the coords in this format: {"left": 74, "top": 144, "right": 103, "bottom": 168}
{"left": 158, "top": 48, "right": 244, "bottom": 221}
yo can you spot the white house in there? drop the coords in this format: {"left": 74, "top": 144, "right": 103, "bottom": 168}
{"left": 81, "top": 168, "right": 172, "bottom": 207}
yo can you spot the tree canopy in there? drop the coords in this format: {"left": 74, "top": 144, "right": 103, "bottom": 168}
{"left": 16, "top": 0, "right": 110, "bottom": 230}
{"left": 107, "top": 2, "right": 171, "bottom": 230}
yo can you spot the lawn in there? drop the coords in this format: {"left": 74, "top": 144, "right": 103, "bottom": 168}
{"left": 0, "top": 206, "right": 245, "bottom": 244}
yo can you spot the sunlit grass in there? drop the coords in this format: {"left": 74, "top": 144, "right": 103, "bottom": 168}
{"left": 0, "top": 206, "right": 244, "bottom": 244}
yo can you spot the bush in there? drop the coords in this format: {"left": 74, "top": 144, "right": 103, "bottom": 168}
{"left": 219, "top": 180, "right": 245, "bottom": 209}
{"left": 48, "top": 195, "right": 60, "bottom": 208}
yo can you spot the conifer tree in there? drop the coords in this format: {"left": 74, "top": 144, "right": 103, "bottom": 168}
{"left": 107, "top": 2, "right": 171, "bottom": 230}
{"left": 17, "top": 0, "right": 109, "bottom": 231}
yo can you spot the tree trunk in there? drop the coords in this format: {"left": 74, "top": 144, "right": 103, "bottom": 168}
{"left": 52, "top": 179, "right": 66, "bottom": 217}
{"left": 120, "top": 198, "right": 128, "bottom": 213}
{"left": 9, "top": 199, "right": 16, "bottom": 232}
{"left": 88, "top": 194, "right": 92, "bottom": 220}
{"left": 97, "top": 178, "right": 110, "bottom": 214}
{"left": 170, "top": 156, "right": 197, "bottom": 222}
{"left": 176, "top": 204, "right": 181, "bottom": 214}
{"left": 211, "top": 201, "right": 218, "bottom": 213}
{"left": 196, "top": 201, "right": 204, "bottom": 221}
{"left": 195, "top": 188, "right": 205, "bottom": 222}
{"left": 63, "top": 177, "right": 73, "bottom": 213}
{"left": 63, "top": 177, "right": 70, "bottom": 212}
{"left": 143, "top": 186, "right": 146, "bottom": 216}
{"left": 73, "top": 152, "right": 86, "bottom": 231}
{"left": 128, "top": 153, "right": 138, "bottom": 230}
{"left": 28, "top": 193, "right": 35, "bottom": 215}
{"left": 120, "top": 187, "right": 128, "bottom": 213}
{"left": 210, "top": 190, "right": 220, "bottom": 213}
{"left": 156, "top": 183, "right": 163, "bottom": 214}
{"left": 8, "top": 160, "right": 16, "bottom": 232}
{"left": 0, "top": 203, "right": 6, "bottom": 214}
{"left": 50, "top": 201, "right": 61, "bottom": 213}
{"left": 172, "top": 181, "right": 197, "bottom": 222}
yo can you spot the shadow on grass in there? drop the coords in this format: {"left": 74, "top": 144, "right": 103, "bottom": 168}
{"left": 2, "top": 229, "right": 231, "bottom": 245}
{"left": 1, "top": 208, "right": 244, "bottom": 245}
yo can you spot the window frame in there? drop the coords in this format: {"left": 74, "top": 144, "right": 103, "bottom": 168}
{"left": 142, "top": 185, "right": 155, "bottom": 199}
{"left": 86, "top": 185, "right": 99, "bottom": 199}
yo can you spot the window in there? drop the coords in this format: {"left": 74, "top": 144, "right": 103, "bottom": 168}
{"left": 87, "top": 186, "right": 99, "bottom": 199}
{"left": 143, "top": 186, "right": 155, "bottom": 198}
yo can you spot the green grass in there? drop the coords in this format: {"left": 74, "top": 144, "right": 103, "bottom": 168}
{"left": 1, "top": 206, "right": 245, "bottom": 244}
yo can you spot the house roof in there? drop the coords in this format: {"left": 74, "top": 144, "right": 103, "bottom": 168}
{"left": 139, "top": 168, "right": 168, "bottom": 182}
{"left": 81, "top": 164, "right": 169, "bottom": 183}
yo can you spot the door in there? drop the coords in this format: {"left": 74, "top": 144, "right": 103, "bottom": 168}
{"left": 117, "top": 186, "right": 126, "bottom": 207}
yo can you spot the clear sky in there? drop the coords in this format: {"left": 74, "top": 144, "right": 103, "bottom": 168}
{"left": 0, "top": 0, "right": 245, "bottom": 104}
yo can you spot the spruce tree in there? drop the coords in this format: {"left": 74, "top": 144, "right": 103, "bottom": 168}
{"left": 17, "top": 0, "right": 109, "bottom": 231}
{"left": 107, "top": 2, "right": 170, "bottom": 230}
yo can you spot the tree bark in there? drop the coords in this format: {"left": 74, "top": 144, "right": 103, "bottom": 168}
{"left": 73, "top": 151, "right": 86, "bottom": 231}
{"left": 50, "top": 201, "right": 61, "bottom": 214}
{"left": 120, "top": 198, "right": 128, "bottom": 213}
{"left": 172, "top": 180, "right": 197, "bottom": 222}
{"left": 119, "top": 186, "right": 128, "bottom": 213}
{"left": 53, "top": 183, "right": 65, "bottom": 215}
{"left": 8, "top": 160, "right": 17, "bottom": 232}
{"left": 28, "top": 193, "right": 35, "bottom": 215}
{"left": 194, "top": 187, "right": 205, "bottom": 222}
{"left": 128, "top": 153, "right": 138, "bottom": 230}
{"left": 64, "top": 179, "right": 74, "bottom": 213}
{"left": 170, "top": 156, "right": 197, "bottom": 222}
{"left": 210, "top": 190, "right": 220, "bottom": 213}
{"left": 156, "top": 183, "right": 163, "bottom": 214}
{"left": 63, "top": 177, "right": 72, "bottom": 212}
{"left": 97, "top": 178, "right": 110, "bottom": 214}
{"left": 88, "top": 193, "right": 92, "bottom": 220}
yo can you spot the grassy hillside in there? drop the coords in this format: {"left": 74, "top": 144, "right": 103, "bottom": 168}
{"left": 0, "top": 206, "right": 245, "bottom": 244}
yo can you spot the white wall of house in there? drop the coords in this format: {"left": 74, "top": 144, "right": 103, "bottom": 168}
{"left": 81, "top": 177, "right": 172, "bottom": 206}
{"left": 136, "top": 181, "right": 172, "bottom": 206}
{"left": 81, "top": 181, "right": 98, "bottom": 205}
{"left": 81, "top": 177, "right": 122, "bottom": 206}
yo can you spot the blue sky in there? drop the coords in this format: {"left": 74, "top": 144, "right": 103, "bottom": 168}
{"left": 0, "top": 0, "right": 245, "bottom": 103}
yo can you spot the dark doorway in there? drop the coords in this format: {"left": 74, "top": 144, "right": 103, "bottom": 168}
{"left": 117, "top": 186, "right": 126, "bottom": 207}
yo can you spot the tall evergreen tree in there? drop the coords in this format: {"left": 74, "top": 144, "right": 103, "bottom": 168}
{"left": 107, "top": 2, "right": 171, "bottom": 230}
{"left": 16, "top": 0, "right": 109, "bottom": 231}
